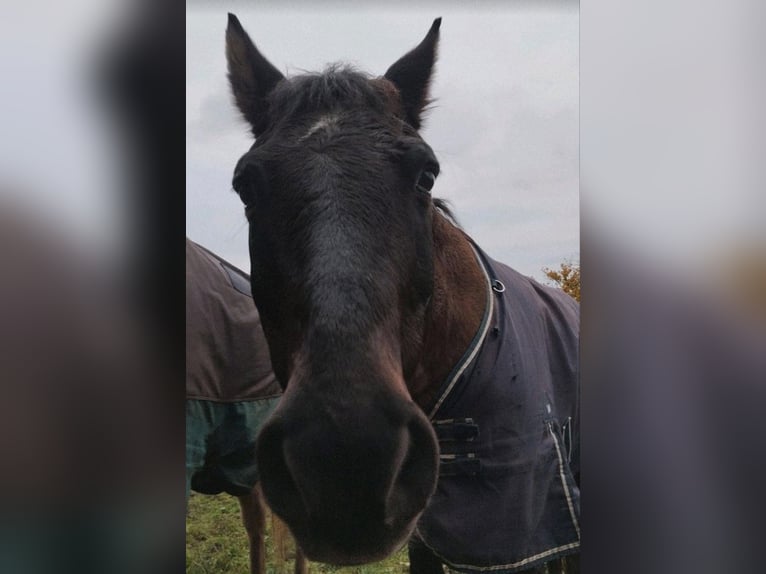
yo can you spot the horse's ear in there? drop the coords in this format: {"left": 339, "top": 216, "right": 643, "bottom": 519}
{"left": 384, "top": 18, "right": 441, "bottom": 131}
{"left": 226, "top": 13, "right": 284, "bottom": 136}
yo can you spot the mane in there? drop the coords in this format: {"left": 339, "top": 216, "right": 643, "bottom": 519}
{"left": 434, "top": 198, "right": 461, "bottom": 227}
{"left": 267, "top": 64, "right": 391, "bottom": 121}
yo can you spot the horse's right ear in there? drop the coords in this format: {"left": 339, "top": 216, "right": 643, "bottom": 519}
{"left": 226, "top": 13, "right": 284, "bottom": 136}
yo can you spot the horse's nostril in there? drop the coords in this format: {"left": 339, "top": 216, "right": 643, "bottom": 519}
{"left": 384, "top": 412, "right": 439, "bottom": 527}
{"left": 255, "top": 419, "right": 310, "bottom": 528}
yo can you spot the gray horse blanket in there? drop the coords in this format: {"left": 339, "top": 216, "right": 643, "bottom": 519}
{"left": 416, "top": 244, "right": 580, "bottom": 573}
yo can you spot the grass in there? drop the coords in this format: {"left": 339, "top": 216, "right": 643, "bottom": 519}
{"left": 186, "top": 492, "right": 410, "bottom": 574}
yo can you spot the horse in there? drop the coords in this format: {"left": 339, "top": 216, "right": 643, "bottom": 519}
{"left": 224, "top": 14, "right": 580, "bottom": 574}
{"left": 186, "top": 238, "right": 308, "bottom": 574}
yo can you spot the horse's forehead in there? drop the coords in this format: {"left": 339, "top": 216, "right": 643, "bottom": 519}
{"left": 281, "top": 109, "right": 399, "bottom": 154}
{"left": 297, "top": 113, "right": 341, "bottom": 142}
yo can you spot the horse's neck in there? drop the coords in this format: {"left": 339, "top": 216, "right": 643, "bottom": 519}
{"left": 409, "top": 212, "right": 487, "bottom": 410}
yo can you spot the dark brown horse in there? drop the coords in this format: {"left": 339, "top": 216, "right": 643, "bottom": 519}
{"left": 225, "top": 14, "right": 580, "bottom": 574}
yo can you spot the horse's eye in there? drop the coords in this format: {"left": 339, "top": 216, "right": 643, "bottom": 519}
{"left": 416, "top": 170, "right": 436, "bottom": 193}
{"left": 232, "top": 172, "right": 246, "bottom": 195}
{"left": 233, "top": 176, "right": 256, "bottom": 207}
{"left": 233, "top": 162, "right": 263, "bottom": 207}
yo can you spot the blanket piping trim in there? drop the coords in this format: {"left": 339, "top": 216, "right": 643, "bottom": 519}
{"left": 438, "top": 541, "right": 581, "bottom": 573}
{"left": 549, "top": 421, "right": 581, "bottom": 538}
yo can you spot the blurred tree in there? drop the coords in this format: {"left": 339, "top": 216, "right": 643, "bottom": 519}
{"left": 543, "top": 261, "right": 580, "bottom": 302}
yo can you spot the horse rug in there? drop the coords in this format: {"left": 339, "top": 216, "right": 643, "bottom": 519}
{"left": 416, "top": 244, "right": 580, "bottom": 573}
{"left": 186, "top": 238, "right": 282, "bottom": 497}
{"left": 186, "top": 238, "right": 281, "bottom": 402}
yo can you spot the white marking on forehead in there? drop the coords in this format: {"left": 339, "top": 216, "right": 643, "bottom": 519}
{"left": 299, "top": 114, "right": 340, "bottom": 142}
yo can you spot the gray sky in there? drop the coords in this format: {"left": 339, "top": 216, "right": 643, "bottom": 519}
{"left": 0, "top": 0, "right": 129, "bottom": 258}
{"left": 186, "top": 3, "right": 579, "bottom": 279}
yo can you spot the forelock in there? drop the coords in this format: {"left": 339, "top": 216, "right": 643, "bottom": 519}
{"left": 267, "top": 65, "right": 392, "bottom": 123}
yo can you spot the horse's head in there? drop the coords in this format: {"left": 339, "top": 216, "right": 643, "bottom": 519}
{"left": 226, "top": 14, "right": 442, "bottom": 564}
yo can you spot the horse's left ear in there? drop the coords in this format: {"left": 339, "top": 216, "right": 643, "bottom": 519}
{"left": 384, "top": 18, "right": 441, "bottom": 131}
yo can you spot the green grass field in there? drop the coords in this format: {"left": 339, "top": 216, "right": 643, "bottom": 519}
{"left": 186, "top": 492, "right": 410, "bottom": 574}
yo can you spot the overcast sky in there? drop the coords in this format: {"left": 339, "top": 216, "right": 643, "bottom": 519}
{"left": 186, "top": 3, "right": 579, "bottom": 280}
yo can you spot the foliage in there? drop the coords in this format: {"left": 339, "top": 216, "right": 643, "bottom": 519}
{"left": 186, "top": 492, "right": 410, "bottom": 574}
{"left": 543, "top": 261, "right": 580, "bottom": 302}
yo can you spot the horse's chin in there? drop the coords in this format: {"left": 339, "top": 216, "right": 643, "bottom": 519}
{"left": 295, "top": 515, "right": 419, "bottom": 566}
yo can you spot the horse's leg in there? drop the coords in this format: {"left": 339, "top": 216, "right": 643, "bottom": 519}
{"left": 238, "top": 482, "right": 267, "bottom": 574}
{"left": 269, "top": 505, "right": 307, "bottom": 574}
{"left": 271, "top": 512, "right": 289, "bottom": 573}
{"left": 293, "top": 543, "right": 308, "bottom": 574}
{"left": 408, "top": 537, "right": 443, "bottom": 574}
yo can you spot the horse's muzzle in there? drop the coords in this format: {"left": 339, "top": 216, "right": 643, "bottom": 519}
{"left": 255, "top": 386, "right": 438, "bottom": 565}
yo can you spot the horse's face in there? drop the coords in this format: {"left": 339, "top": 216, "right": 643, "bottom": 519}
{"left": 226, "top": 14, "right": 442, "bottom": 564}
